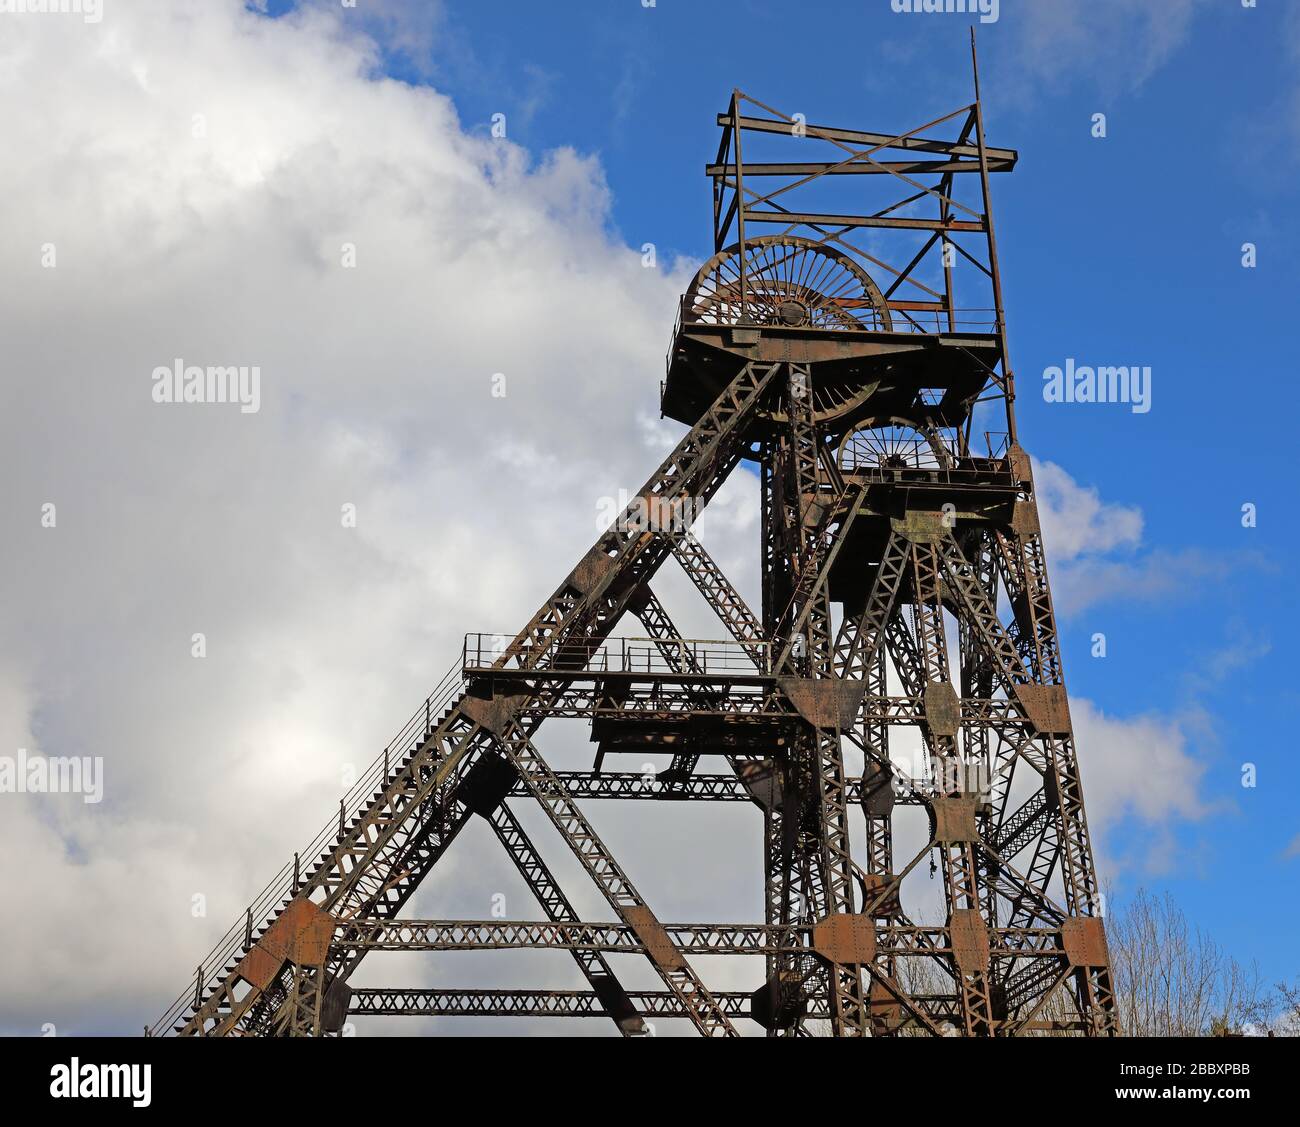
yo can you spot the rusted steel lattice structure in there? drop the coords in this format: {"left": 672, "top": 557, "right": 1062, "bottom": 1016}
{"left": 154, "top": 52, "right": 1116, "bottom": 1038}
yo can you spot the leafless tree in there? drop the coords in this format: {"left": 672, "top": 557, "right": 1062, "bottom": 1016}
{"left": 1251, "top": 978, "right": 1300, "bottom": 1037}
{"left": 802, "top": 888, "right": 1294, "bottom": 1037}
{"left": 1107, "top": 888, "right": 1268, "bottom": 1036}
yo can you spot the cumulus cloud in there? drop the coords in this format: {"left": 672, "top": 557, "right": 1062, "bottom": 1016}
{"left": 1025, "top": 460, "right": 1240, "bottom": 876}
{"left": 1034, "top": 458, "right": 1144, "bottom": 561}
{"left": 0, "top": 0, "right": 699, "bottom": 1035}
{"left": 993, "top": 0, "right": 1213, "bottom": 109}
{"left": 1031, "top": 457, "right": 1260, "bottom": 617}
{"left": 1070, "top": 697, "right": 1213, "bottom": 871}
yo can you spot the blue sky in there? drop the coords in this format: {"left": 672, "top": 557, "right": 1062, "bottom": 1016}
{"left": 2, "top": 1, "right": 1294, "bottom": 1033}
{"left": 307, "top": 0, "right": 1300, "bottom": 979}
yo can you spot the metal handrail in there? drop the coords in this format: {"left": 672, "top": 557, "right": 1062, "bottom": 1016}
{"left": 149, "top": 656, "right": 466, "bottom": 1036}
{"left": 839, "top": 462, "right": 1016, "bottom": 488}
{"left": 983, "top": 431, "right": 1011, "bottom": 461}
{"left": 462, "top": 632, "right": 771, "bottom": 677}
{"left": 674, "top": 294, "right": 999, "bottom": 335}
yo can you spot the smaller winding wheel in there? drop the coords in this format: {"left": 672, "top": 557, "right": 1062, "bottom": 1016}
{"left": 685, "top": 235, "right": 892, "bottom": 332}
{"left": 837, "top": 418, "right": 952, "bottom": 473}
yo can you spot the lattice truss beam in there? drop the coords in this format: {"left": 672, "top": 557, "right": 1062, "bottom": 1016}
{"left": 154, "top": 81, "right": 1116, "bottom": 1039}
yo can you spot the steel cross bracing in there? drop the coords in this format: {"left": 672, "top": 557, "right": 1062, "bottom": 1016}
{"left": 155, "top": 67, "right": 1116, "bottom": 1038}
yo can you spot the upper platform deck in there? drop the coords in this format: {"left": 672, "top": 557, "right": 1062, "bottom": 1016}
{"left": 663, "top": 304, "right": 1003, "bottom": 432}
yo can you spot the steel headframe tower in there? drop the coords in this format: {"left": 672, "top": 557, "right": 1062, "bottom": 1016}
{"left": 154, "top": 47, "right": 1116, "bottom": 1039}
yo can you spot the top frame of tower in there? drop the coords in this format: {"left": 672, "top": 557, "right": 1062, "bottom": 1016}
{"left": 663, "top": 34, "right": 1019, "bottom": 448}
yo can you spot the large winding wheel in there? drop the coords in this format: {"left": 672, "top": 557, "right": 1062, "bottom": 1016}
{"left": 666, "top": 236, "right": 899, "bottom": 429}
{"left": 672, "top": 236, "right": 896, "bottom": 427}
{"left": 685, "top": 235, "right": 893, "bottom": 333}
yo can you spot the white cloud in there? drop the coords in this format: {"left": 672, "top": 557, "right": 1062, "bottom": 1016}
{"left": 1032, "top": 457, "right": 1256, "bottom": 617}
{"left": 997, "top": 0, "right": 1212, "bottom": 107}
{"left": 1034, "top": 458, "right": 1143, "bottom": 561}
{"left": 1070, "top": 697, "right": 1213, "bottom": 874}
{"left": 0, "top": 0, "right": 694, "bottom": 1034}
{"left": 1026, "top": 459, "right": 1235, "bottom": 876}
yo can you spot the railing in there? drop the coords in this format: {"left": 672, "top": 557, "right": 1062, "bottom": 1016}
{"left": 672, "top": 295, "right": 999, "bottom": 337}
{"left": 983, "top": 431, "right": 1011, "bottom": 462}
{"left": 838, "top": 430, "right": 1015, "bottom": 488}
{"left": 148, "top": 656, "right": 467, "bottom": 1036}
{"left": 883, "top": 307, "right": 1000, "bottom": 335}
{"left": 839, "top": 462, "right": 1018, "bottom": 490}
{"left": 665, "top": 298, "right": 684, "bottom": 377}
{"left": 463, "top": 633, "right": 772, "bottom": 677}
